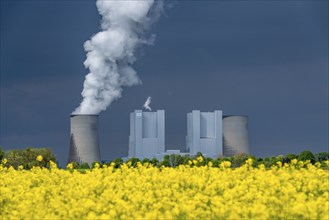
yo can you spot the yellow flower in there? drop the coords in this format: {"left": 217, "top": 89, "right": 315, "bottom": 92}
{"left": 315, "top": 162, "right": 321, "bottom": 168}
{"left": 66, "top": 163, "right": 73, "bottom": 169}
{"left": 246, "top": 158, "right": 253, "bottom": 166}
{"left": 291, "top": 159, "right": 298, "bottom": 164}
{"left": 36, "top": 155, "right": 43, "bottom": 162}
{"left": 258, "top": 164, "right": 266, "bottom": 170}
{"left": 93, "top": 162, "right": 100, "bottom": 169}
{"left": 1, "top": 156, "right": 328, "bottom": 219}
{"left": 2, "top": 158, "right": 7, "bottom": 164}
{"left": 49, "top": 160, "right": 57, "bottom": 169}
{"left": 324, "top": 160, "right": 329, "bottom": 167}
{"left": 220, "top": 161, "right": 231, "bottom": 169}
{"left": 276, "top": 161, "right": 282, "bottom": 167}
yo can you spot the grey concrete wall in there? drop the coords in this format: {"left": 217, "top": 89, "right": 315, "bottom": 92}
{"left": 142, "top": 112, "right": 157, "bottom": 138}
{"left": 186, "top": 110, "right": 223, "bottom": 158}
{"left": 200, "top": 112, "right": 215, "bottom": 138}
{"left": 142, "top": 138, "right": 158, "bottom": 158}
{"left": 68, "top": 115, "right": 101, "bottom": 165}
{"left": 214, "top": 110, "right": 223, "bottom": 157}
{"left": 129, "top": 110, "right": 165, "bottom": 159}
{"left": 156, "top": 110, "right": 165, "bottom": 154}
{"left": 222, "top": 115, "right": 249, "bottom": 156}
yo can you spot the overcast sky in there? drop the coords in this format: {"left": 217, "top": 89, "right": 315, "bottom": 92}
{"left": 1, "top": 0, "right": 328, "bottom": 166}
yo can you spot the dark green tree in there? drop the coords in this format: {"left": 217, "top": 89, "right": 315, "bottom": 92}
{"left": 142, "top": 158, "right": 150, "bottom": 164}
{"left": 112, "top": 158, "right": 124, "bottom": 168}
{"left": 71, "top": 162, "right": 80, "bottom": 169}
{"left": 298, "top": 151, "right": 315, "bottom": 163}
{"left": 160, "top": 155, "right": 170, "bottom": 167}
{"left": 126, "top": 158, "right": 141, "bottom": 167}
{"left": 195, "top": 152, "right": 204, "bottom": 158}
{"left": 183, "top": 156, "right": 191, "bottom": 165}
{"left": 4, "top": 147, "right": 56, "bottom": 169}
{"left": 212, "top": 159, "right": 220, "bottom": 167}
{"left": 150, "top": 158, "right": 159, "bottom": 166}
{"left": 168, "top": 154, "right": 184, "bottom": 167}
{"left": 282, "top": 153, "right": 297, "bottom": 164}
{"left": 0, "top": 146, "right": 4, "bottom": 161}
{"left": 204, "top": 157, "right": 213, "bottom": 166}
{"left": 315, "top": 152, "right": 329, "bottom": 162}
{"left": 92, "top": 161, "right": 102, "bottom": 168}
{"left": 269, "top": 156, "right": 278, "bottom": 166}
{"left": 80, "top": 163, "right": 90, "bottom": 169}
{"left": 230, "top": 153, "right": 249, "bottom": 168}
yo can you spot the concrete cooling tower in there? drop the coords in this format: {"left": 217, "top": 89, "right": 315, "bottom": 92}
{"left": 222, "top": 115, "right": 249, "bottom": 156}
{"left": 68, "top": 114, "right": 101, "bottom": 165}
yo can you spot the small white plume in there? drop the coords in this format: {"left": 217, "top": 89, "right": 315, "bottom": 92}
{"left": 143, "top": 96, "right": 152, "bottom": 111}
{"left": 73, "top": 0, "right": 163, "bottom": 114}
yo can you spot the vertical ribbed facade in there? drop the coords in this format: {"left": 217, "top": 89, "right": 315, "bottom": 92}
{"left": 222, "top": 115, "right": 249, "bottom": 156}
{"left": 129, "top": 110, "right": 165, "bottom": 159}
{"left": 68, "top": 114, "right": 101, "bottom": 165}
{"left": 186, "top": 110, "right": 223, "bottom": 158}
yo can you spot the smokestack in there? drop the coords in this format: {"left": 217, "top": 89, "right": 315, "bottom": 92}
{"left": 68, "top": 114, "right": 101, "bottom": 165}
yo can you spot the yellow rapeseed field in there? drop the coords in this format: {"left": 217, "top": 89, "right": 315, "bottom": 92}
{"left": 1, "top": 158, "right": 329, "bottom": 219}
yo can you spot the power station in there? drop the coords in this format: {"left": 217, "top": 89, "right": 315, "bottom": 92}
{"left": 68, "top": 110, "right": 249, "bottom": 164}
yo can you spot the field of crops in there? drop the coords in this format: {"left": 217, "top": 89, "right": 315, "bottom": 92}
{"left": 1, "top": 158, "right": 329, "bottom": 219}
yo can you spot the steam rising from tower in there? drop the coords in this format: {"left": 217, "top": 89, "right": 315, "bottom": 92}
{"left": 74, "top": 0, "right": 163, "bottom": 114}
{"left": 143, "top": 96, "right": 152, "bottom": 111}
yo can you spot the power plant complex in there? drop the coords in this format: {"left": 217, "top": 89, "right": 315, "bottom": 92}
{"left": 68, "top": 110, "right": 249, "bottom": 164}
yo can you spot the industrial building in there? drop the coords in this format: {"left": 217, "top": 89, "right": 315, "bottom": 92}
{"left": 68, "top": 110, "right": 249, "bottom": 164}
{"left": 68, "top": 114, "right": 101, "bottom": 165}
{"left": 127, "top": 109, "right": 249, "bottom": 160}
{"left": 186, "top": 110, "right": 223, "bottom": 158}
{"left": 128, "top": 110, "right": 165, "bottom": 159}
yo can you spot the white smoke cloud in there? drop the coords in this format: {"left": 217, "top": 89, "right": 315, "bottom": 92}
{"left": 143, "top": 96, "right": 152, "bottom": 111}
{"left": 73, "top": 0, "right": 163, "bottom": 114}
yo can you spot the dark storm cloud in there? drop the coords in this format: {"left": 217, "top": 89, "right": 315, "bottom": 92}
{"left": 139, "top": 1, "right": 328, "bottom": 73}
{"left": 1, "top": 1, "right": 100, "bottom": 84}
{"left": 1, "top": 1, "right": 328, "bottom": 166}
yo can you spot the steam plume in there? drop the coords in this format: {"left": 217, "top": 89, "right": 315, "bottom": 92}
{"left": 143, "top": 96, "right": 152, "bottom": 111}
{"left": 73, "top": 0, "right": 163, "bottom": 114}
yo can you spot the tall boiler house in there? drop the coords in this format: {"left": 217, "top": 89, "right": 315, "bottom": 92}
{"left": 186, "top": 110, "right": 223, "bottom": 158}
{"left": 129, "top": 110, "right": 165, "bottom": 159}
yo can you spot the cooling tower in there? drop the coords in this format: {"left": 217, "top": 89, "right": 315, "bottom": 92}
{"left": 68, "top": 114, "right": 101, "bottom": 165}
{"left": 222, "top": 115, "right": 249, "bottom": 156}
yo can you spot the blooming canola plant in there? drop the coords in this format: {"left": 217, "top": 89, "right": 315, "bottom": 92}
{"left": 1, "top": 159, "right": 329, "bottom": 219}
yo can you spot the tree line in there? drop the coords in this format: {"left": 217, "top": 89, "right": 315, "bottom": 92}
{"left": 0, "top": 146, "right": 328, "bottom": 170}
{"left": 108, "top": 150, "right": 329, "bottom": 169}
